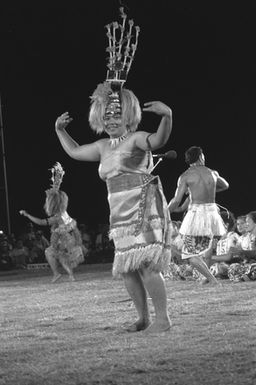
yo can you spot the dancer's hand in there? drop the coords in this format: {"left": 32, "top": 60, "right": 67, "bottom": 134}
{"left": 55, "top": 112, "right": 73, "bottom": 131}
{"left": 19, "top": 210, "right": 28, "bottom": 217}
{"left": 143, "top": 101, "right": 172, "bottom": 117}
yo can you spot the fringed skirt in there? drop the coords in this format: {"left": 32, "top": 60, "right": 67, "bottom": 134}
{"left": 46, "top": 221, "right": 84, "bottom": 269}
{"left": 106, "top": 173, "right": 173, "bottom": 277}
{"left": 179, "top": 203, "right": 226, "bottom": 259}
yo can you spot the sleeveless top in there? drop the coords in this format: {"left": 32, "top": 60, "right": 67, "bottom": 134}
{"left": 98, "top": 134, "right": 153, "bottom": 181}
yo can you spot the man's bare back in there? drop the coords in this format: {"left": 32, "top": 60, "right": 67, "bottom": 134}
{"left": 168, "top": 148, "right": 229, "bottom": 213}
{"left": 182, "top": 165, "right": 217, "bottom": 204}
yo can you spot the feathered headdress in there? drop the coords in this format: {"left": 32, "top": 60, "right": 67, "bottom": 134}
{"left": 91, "top": 7, "right": 140, "bottom": 121}
{"left": 44, "top": 162, "right": 68, "bottom": 216}
{"left": 105, "top": 7, "right": 140, "bottom": 87}
{"left": 49, "top": 162, "right": 65, "bottom": 191}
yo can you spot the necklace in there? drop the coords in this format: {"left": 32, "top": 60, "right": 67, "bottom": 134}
{"left": 109, "top": 131, "right": 128, "bottom": 148}
{"left": 190, "top": 162, "right": 204, "bottom": 167}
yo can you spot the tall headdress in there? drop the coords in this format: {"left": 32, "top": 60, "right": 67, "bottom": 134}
{"left": 91, "top": 7, "right": 140, "bottom": 121}
{"left": 44, "top": 162, "right": 67, "bottom": 215}
{"left": 48, "top": 162, "right": 65, "bottom": 192}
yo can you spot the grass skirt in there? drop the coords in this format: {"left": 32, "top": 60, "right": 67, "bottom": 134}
{"left": 179, "top": 203, "right": 226, "bottom": 259}
{"left": 46, "top": 220, "right": 84, "bottom": 269}
{"left": 106, "top": 173, "right": 173, "bottom": 276}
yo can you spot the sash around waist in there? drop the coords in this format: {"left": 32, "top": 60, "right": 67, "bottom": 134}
{"left": 106, "top": 173, "right": 156, "bottom": 194}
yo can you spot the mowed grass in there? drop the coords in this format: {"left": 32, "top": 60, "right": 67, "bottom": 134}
{"left": 0, "top": 263, "right": 256, "bottom": 385}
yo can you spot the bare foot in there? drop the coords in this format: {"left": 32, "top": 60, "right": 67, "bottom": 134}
{"left": 200, "top": 278, "right": 222, "bottom": 286}
{"left": 200, "top": 277, "right": 210, "bottom": 285}
{"left": 52, "top": 273, "right": 61, "bottom": 283}
{"left": 125, "top": 319, "right": 151, "bottom": 332}
{"left": 69, "top": 275, "right": 75, "bottom": 282}
{"left": 143, "top": 320, "right": 171, "bottom": 334}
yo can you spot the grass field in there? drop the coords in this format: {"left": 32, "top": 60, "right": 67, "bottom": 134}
{"left": 0, "top": 263, "right": 256, "bottom": 385}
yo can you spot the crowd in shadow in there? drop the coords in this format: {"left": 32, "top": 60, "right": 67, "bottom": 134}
{"left": 0, "top": 222, "right": 114, "bottom": 271}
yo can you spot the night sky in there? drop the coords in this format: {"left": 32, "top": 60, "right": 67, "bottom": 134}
{"left": 0, "top": 0, "right": 256, "bottom": 235}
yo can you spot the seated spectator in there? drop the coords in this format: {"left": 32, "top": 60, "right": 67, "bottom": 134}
{"left": 236, "top": 215, "right": 247, "bottom": 236}
{"left": 95, "top": 223, "right": 104, "bottom": 251}
{"left": 79, "top": 223, "right": 92, "bottom": 254}
{"left": 9, "top": 239, "right": 29, "bottom": 268}
{"left": 21, "top": 222, "right": 36, "bottom": 252}
{"left": 94, "top": 223, "right": 114, "bottom": 252}
{"left": 101, "top": 224, "right": 113, "bottom": 250}
{"left": 212, "top": 211, "right": 256, "bottom": 281}
{"left": 0, "top": 232, "right": 13, "bottom": 269}
{"left": 7, "top": 233, "right": 16, "bottom": 249}
{"left": 209, "top": 210, "right": 239, "bottom": 279}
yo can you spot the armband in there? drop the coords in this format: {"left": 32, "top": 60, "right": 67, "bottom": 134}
{"left": 146, "top": 133, "right": 153, "bottom": 151}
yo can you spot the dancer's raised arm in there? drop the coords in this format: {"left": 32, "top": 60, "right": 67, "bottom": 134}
{"left": 55, "top": 112, "right": 101, "bottom": 162}
{"left": 135, "top": 101, "right": 172, "bottom": 151}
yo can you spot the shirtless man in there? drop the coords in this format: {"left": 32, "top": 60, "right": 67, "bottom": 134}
{"left": 168, "top": 146, "right": 229, "bottom": 284}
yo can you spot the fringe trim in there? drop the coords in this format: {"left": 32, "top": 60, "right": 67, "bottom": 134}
{"left": 180, "top": 211, "right": 226, "bottom": 237}
{"left": 46, "top": 245, "right": 84, "bottom": 269}
{"left": 112, "top": 243, "right": 171, "bottom": 277}
{"left": 109, "top": 217, "right": 165, "bottom": 239}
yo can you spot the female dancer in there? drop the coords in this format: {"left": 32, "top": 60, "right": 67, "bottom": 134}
{"left": 55, "top": 87, "right": 173, "bottom": 333}
{"left": 20, "top": 162, "right": 84, "bottom": 282}
{"left": 54, "top": 8, "right": 174, "bottom": 332}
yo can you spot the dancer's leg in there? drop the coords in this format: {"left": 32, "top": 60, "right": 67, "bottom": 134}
{"left": 45, "top": 249, "right": 61, "bottom": 282}
{"left": 122, "top": 271, "right": 150, "bottom": 331}
{"left": 189, "top": 255, "right": 218, "bottom": 284}
{"left": 61, "top": 262, "right": 75, "bottom": 281}
{"left": 140, "top": 269, "right": 171, "bottom": 333}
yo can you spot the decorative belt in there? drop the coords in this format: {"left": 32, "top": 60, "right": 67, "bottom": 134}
{"left": 106, "top": 173, "right": 155, "bottom": 194}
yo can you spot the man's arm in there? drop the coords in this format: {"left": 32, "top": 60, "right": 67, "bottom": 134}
{"left": 168, "top": 175, "right": 188, "bottom": 213}
{"left": 172, "top": 195, "right": 191, "bottom": 213}
{"left": 214, "top": 171, "right": 229, "bottom": 192}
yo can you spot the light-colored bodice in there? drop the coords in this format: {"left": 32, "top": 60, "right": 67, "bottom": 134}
{"left": 51, "top": 211, "right": 75, "bottom": 233}
{"left": 98, "top": 137, "right": 153, "bottom": 181}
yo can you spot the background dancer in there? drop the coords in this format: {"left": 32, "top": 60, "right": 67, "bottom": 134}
{"left": 55, "top": 8, "right": 173, "bottom": 333}
{"left": 168, "top": 146, "right": 229, "bottom": 284}
{"left": 20, "top": 162, "right": 84, "bottom": 282}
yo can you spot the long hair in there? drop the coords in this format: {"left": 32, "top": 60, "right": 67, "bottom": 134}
{"left": 44, "top": 189, "right": 68, "bottom": 216}
{"left": 89, "top": 86, "right": 142, "bottom": 134}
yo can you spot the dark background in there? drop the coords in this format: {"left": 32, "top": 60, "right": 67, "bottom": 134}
{"left": 0, "top": 0, "right": 255, "bottom": 235}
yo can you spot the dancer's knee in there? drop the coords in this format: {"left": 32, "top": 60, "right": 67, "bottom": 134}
{"left": 140, "top": 267, "right": 162, "bottom": 282}
{"left": 122, "top": 270, "right": 141, "bottom": 283}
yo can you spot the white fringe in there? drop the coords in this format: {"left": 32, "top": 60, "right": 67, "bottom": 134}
{"left": 180, "top": 204, "right": 226, "bottom": 237}
{"left": 112, "top": 243, "right": 171, "bottom": 276}
{"left": 109, "top": 217, "right": 164, "bottom": 239}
